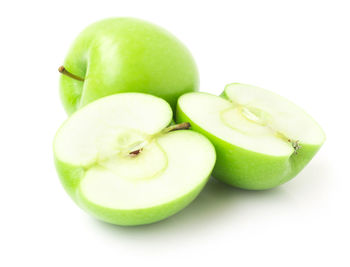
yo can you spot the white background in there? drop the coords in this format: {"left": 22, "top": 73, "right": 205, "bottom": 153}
{"left": 1, "top": 0, "right": 349, "bottom": 266}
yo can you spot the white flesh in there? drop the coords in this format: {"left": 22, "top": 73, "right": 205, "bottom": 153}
{"left": 80, "top": 131, "right": 215, "bottom": 209}
{"left": 178, "top": 84, "right": 325, "bottom": 156}
{"left": 54, "top": 93, "right": 215, "bottom": 210}
{"left": 55, "top": 93, "right": 172, "bottom": 166}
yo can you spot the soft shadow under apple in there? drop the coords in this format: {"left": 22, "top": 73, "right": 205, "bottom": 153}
{"left": 90, "top": 176, "right": 295, "bottom": 238}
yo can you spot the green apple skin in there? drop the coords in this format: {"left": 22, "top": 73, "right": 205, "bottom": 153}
{"left": 76, "top": 179, "right": 207, "bottom": 226}
{"left": 176, "top": 92, "right": 324, "bottom": 190}
{"left": 60, "top": 17, "right": 199, "bottom": 114}
{"left": 54, "top": 135, "right": 212, "bottom": 226}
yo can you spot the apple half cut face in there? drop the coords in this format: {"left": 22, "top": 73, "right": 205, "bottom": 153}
{"left": 54, "top": 93, "right": 215, "bottom": 225}
{"left": 176, "top": 83, "right": 325, "bottom": 190}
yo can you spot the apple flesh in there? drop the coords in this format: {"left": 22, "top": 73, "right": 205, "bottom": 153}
{"left": 54, "top": 93, "right": 215, "bottom": 225}
{"left": 59, "top": 17, "right": 199, "bottom": 114}
{"left": 176, "top": 83, "right": 325, "bottom": 190}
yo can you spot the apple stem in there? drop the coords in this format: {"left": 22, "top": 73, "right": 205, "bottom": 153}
{"left": 128, "top": 122, "right": 191, "bottom": 156}
{"left": 163, "top": 122, "right": 191, "bottom": 133}
{"left": 58, "top": 66, "right": 84, "bottom": 82}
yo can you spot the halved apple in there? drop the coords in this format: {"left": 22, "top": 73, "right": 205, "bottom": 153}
{"left": 54, "top": 93, "right": 216, "bottom": 225}
{"left": 176, "top": 83, "right": 325, "bottom": 190}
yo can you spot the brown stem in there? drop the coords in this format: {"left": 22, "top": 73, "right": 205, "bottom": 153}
{"left": 162, "top": 122, "right": 191, "bottom": 133}
{"left": 129, "top": 122, "right": 191, "bottom": 156}
{"left": 58, "top": 66, "right": 84, "bottom": 82}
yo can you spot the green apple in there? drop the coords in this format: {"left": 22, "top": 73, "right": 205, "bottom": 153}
{"left": 176, "top": 83, "right": 325, "bottom": 190}
{"left": 53, "top": 93, "right": 215, "bottom": 225}
{"left": 59, "top": 17, "right": 199, "bottom": 114}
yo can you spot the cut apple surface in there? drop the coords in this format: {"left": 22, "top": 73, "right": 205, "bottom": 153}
{"left": 176, "top": 83, "right": 325, "bottom": 190}
{"left": 54, "top": 93, "right": 215, "bottom": 225}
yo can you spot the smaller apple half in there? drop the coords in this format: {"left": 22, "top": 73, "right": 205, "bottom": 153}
{"left": 54, "top": 93, "right": 215, "bottom": 225}
{"left": 176, "top": 83, "right": 325, "bottom": 190}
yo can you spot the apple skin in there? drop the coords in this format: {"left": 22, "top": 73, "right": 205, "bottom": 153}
{"left": 54, "top": 133, "right": 212, "bottom": 226}
{"left": 60, "top": 17, "right": 199, "bottom": 114}
{"left": 176, "top": 92, "right": 324, "bottom": 190}
{"left": 76, "top": 179, "right": 207, "bottom": 226}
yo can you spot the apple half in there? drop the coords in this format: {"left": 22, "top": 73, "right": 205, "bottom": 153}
{"left": 176, "top": 83, "right": 325, "bottom": 190}
{"left": 54, "top": 93, "right": 216, "bottom": 225}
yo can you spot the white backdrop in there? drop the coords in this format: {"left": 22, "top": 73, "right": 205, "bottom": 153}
{"left": 1, "top": 0, "right": 349, "bottom": 266}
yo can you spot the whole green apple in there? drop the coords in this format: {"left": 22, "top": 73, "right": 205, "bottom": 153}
{"left": 59, "top": 17, "right": 199, "bottom": 114}
{"left": 176, "top": 83, "right": 326, "bottom": 190}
